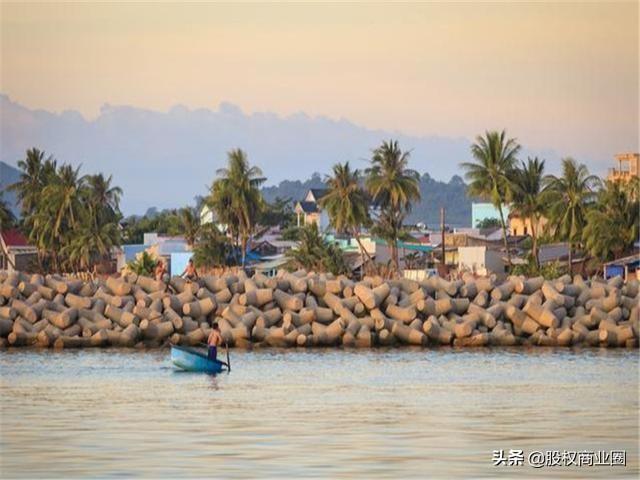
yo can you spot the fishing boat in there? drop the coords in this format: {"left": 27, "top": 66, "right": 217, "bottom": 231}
{"left": 171, "top": 345, "right": 230, "bottom": 374}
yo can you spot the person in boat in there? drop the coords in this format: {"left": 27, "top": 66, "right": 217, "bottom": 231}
{"left": 207, "top": 322, "right": 222, "bottom": 361}
{"left": 181, "top": 259, "right": 198, "bottom": 281}
{"left": 154, "top": 260, "right": 167, "bottom": 282}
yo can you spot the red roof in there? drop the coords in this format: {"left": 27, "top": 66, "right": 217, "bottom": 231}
{"left": 1, "top": 229, "right": 30, "bottom": 247}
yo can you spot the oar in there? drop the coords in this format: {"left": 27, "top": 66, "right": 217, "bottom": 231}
{"left": 225, "top": 342, "right": 231, "bottom": 372}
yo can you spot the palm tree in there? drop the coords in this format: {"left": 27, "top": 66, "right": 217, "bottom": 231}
{"left": 43, "top": 164, "right": 85, "bottom": 238}
{"left": 510, "top": 157, "right": 546, "bottom": 267}
{"left": 320, "top": 162, "right": 372, "bottom": 273}
{"left": 582, "top": 178, "right": 639, "bottom": 263}
{"left": 34, "top": 164, "right": 86, "bottom": 271}
{"left": 544, "top": 158, "right": 600, "bottom": 274}
{"left": 365, "top": 140, "right": 420, "bottom": 272}
{"left": 461, "top": 130, "right": 520, "bottom": 267}
{"left": 178, "top": 206, "right": 201, "bottom": 247}
{"left": 209, "top": 149, "right": 266, "bottom": 266}
{"left": 63, "top": 220, "right": 120, "bottom": 272}
{"left": 10, "top": 148, "right": 57, "bottom": 217}
{"left": 84, "top": 173, "right": 122, "bottom": 225}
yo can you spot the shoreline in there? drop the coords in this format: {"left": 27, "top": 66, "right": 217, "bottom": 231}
{"left": 1, "top": 269, "right": 638, "bottom": 351}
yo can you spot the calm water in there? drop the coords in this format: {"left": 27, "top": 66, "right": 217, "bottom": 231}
{"left": 0, "top": 347, "right": 638, "bottom": 479}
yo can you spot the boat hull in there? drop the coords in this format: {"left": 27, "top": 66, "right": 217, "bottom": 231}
{"left": 171, "top": 345, "right": 227, "bottom": 374}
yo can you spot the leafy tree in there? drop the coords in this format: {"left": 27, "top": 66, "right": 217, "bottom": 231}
{"left": 287, "top": 223, "right": 348, "bottom": 275}
{"left": 543, "top": 158, "right": 600, "bottom": 274}
{"left": 461, "top": 130, "right": 520, "bottom": 267}
{"left": 365, "top": 140, "right": 420, "bottom": 272}
{"left": 475, "top": 217, "right": 501, "bottom": 229}
{"left": 582, "top": 179, "right": 639, "bottom": 262}
{"left": 510, "top": 157, "right": 546, "bottom": 266}
{"left": 192, "top": 224, "right": 231, "bottom": 268}
{"left": 320, "top": 162, "right": 372, "bottom": 273}
{"left": 259, "top": 196, "right": 296, "bottom": 227}
{"left": 127, "top": 251, "right": 157, "bottom": 276}
{"left": 121, "top": 209, "right": 183, "bottom": 244}
{"left": 209, "top": 149, "right": 266, "bottom": 266}
{"left": 0, "top": 194, "right": 15, "bottom": 229}
{"left": 511, "top": 260, "right": 563, "bottom": 280}
{"left": 178, "top": 206, "right": 201, "bottom": 247}
{"left": 280, "top": 225, "right": 301, "bottom": 241}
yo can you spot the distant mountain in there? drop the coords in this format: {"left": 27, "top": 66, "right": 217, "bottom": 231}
{"left": 261, "top": 172, "right": 327, "bottom": 205}
{"left": 0, "top": 94, "right": 476, "bottom": 215}
{"left": 0, "top": 161, "right": 21, "bottom": 217}
{"left": 263, "top": 171, "right": 473, "bottom": 227}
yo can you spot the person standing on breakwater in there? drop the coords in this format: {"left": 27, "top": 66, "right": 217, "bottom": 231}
{"left": 154, "top": 260, "right": 167, "bottom": 282}
{"left": 207, "top": 322, "right": 222, "bottom": 360}
{"left": 181, "top": 259, "right": 198, "bottom": 281}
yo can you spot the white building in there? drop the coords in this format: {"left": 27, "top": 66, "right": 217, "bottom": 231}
{"left": 294, "top": 189, "right": 330, "bottom": 230}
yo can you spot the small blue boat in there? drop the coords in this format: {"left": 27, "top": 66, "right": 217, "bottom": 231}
{"left": 171, "top": 345, "right": 229, "bottom": 374}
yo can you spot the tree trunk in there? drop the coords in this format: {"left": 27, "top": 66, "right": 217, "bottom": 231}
{"left": 233, "top": 232, "right": 241, "bottom": 266}
{"left": 496, "top": 203, "right": 511, "bottom": 270}
{"left": 241, "top": 235, "right": 247, "bottom": 267}
{"left": 353, "top": 231, "right": 373, "bottom": 278}
{"left": 530, "top": 216, "right": 539, "bottom": 268}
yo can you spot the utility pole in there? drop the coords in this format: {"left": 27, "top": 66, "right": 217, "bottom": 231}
{"left": 440, "top": 207, "right": 446, "bottom": 274}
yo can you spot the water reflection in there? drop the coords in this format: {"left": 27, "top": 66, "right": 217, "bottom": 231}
{"left": 1, "top": 348, "right": 638, "bottom": 478}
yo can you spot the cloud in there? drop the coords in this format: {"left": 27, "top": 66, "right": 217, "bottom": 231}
{"left": 0, "top": 94, "right": 564, "bottom": 215}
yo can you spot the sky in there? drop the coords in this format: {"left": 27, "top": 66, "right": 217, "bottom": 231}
{"left": 1, "top": 1, "right": 638, "bottom": 166}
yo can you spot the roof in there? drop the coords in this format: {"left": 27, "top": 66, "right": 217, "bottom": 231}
{"left": 295, "top": 201, "right": 319, "bottom": 214}
{"left": 309, "top": 188, "right": 328, "bottom": 200}
{"left": 1, "top": 229, "right": 30, "bottom": 247}
{"left": 603, "top": 254, "right": 640, "bottom": 267}
{"left": 253, "top": 256, "right": 289, "bottom": 272}
{"left": 374, "top": 238, "right": 433, "bottom": 252}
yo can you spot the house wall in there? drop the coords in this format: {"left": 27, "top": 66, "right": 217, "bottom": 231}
{"left": 319, "top": 210, "right": 330, "bottom": 230}
{"left": 458, "top": 246, "right": 503, "bottom": 275}
{"left": 171, "top": 252, "right": 193, "bottom": 276}
{"left": 304, "top": 212, "right": 320, "bottom": 228}
{"left": 4, "top": 252, "right": 38, "bottom": 273}
{"left": 349, "top": 237, "right": 376, "bottom": 255}
{"left": 200, "top": 205, "right": 214, "bottom": 225}
{"left": 471, "top": 203, "right": 510, "bottom": 228}
{"left": 608, "top": 153, "right": 639, "bottom": 182}
{"left": 510, "top": 215, "right": 548, "bottom": 236}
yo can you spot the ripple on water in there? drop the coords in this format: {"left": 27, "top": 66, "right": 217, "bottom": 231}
{"left": 1, "top": 348, "right": 638, "bottom": 478}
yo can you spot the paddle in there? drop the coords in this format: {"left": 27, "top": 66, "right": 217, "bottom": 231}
{"left": 225, "top": 342, "right": 231, "bottom": 372}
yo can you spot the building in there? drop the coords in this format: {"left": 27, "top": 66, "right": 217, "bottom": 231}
{"left": 0, "top": 229, "right": 38, "bottom": 272}
{"left": 471, "top": 202, "right": 510, "bottom": 228}
{"left": 603, "top": 254, "right": 640, "bottom": 281}
{"left": 118, "top": 234, "right": 192, "bottom": 275}
{"left": 252, "top": 256, "right": 289, "bottom": 278}
{"left": 607, "top": 153, "right": 639, "bottom": 183}
{"left": 294, "top": 189, "right": 330, "bottom": 230}
{"left": 458, "top": 246, "right": 504, "bottom": 276}
{"left": 508, "top": 213, "right": 548, "bottom": 237}
{"left": 200, "top": 204, "right": 216, "bottom": 225}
